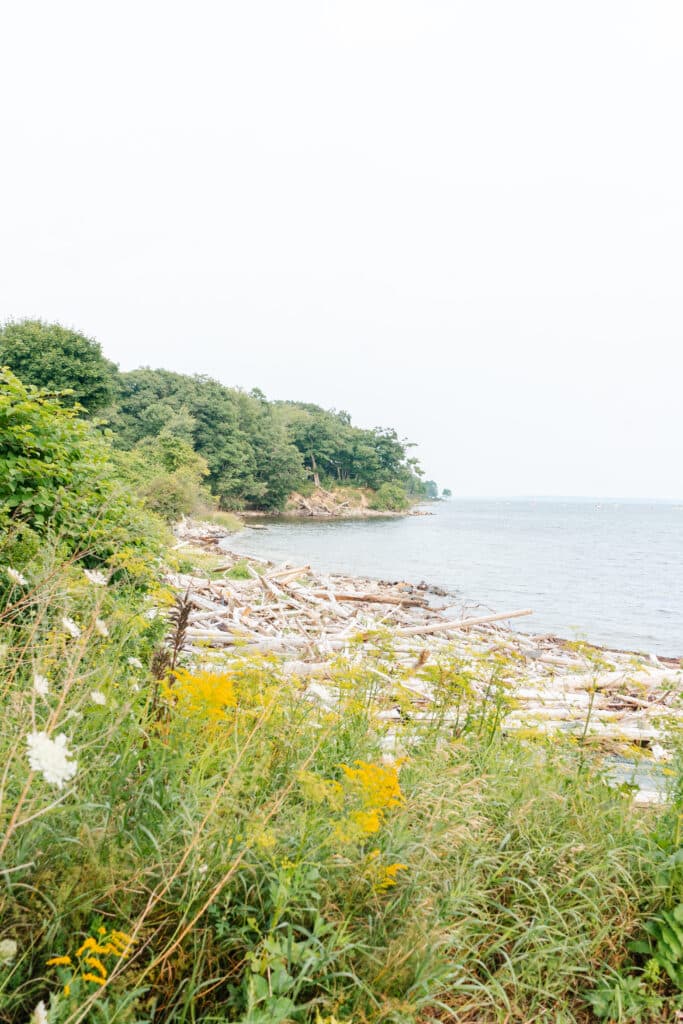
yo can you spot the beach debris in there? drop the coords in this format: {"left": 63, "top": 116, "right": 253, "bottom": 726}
{"left": 167, "top": 519, "right": 683, "bottom": 800}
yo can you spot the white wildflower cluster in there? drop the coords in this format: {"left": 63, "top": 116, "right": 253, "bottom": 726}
{"left": 33, "top": 674, "right": 49, "bottom": 697}
{"left": 128, "top": 656, "right": 143, "bottom": 670}
{"left": 83, "top": 568, "right": 107, "bottom": 586}
{"left": 94, "top": 618, "right": 110, "bottom": 637}
{"left": 0, "top": 938, "right": 17, "bottom": 964}
{"left": 26, "top": 731, "right": 78, "bottom": 789}
{"left": 61, "top": 617, "right": 81, "bottom": 639}
{"left": 90, "top": 690, "right": 107, "bottom": 706}
{"left": 31, "top": 1002, "right": 48, "bottom": 1024}
{"left": 5, "top": 567, "right": 28, "bottom": 587}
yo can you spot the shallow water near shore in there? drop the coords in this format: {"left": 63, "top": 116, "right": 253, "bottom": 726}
{"left": 226, "top": 498, "right": 683, "bottom": 656}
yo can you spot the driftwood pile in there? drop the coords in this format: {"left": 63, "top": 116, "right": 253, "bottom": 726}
{"left": 170, "top": 519, "right": 683, "bottom": 799}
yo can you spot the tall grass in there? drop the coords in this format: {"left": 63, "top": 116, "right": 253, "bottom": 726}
{"left": 196, "top": 510, "right": 243, "bottom": 532}
{"left": 0, "top": 542, "right": 681, "bottom": 1023}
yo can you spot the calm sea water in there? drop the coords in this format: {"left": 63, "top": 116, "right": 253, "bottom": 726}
{"left": 225, "top": 500, "right": 683, "bottom": 655}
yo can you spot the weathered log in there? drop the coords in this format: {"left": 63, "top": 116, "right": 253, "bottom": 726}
{"left": 312, "top": 590, "right": 429, "bottom": 608}
{"left": 397, "top": 609, "right": 533, "bottom": 637}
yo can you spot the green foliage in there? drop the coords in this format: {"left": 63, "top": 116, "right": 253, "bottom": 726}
{"left": 0, "top": 521, "right": 680, "bottom": 1023}
{"left": 227, "top": 558, "right": 252, "bottom": 579}
{"left": 586, "top": 970, "right": 666, "bottom": 1021}
{"left": 199, "top": 509, "right": 243, "bottom": 531}
{"left": 2, "top": 323, "right": 425, "bottom": 513}
{"left": 112, "top": 432, "right": 213, "bottom": 522}
{"left": 278, "top": 401, "right": 425, "bottom": 495}
{"left": 583, "top": 751, "right": 683, "bottom": 1020}
{"left": 113, "top": 369, "right": 306, "bottom": 510}
{"left": 442, "top": 487, "right": 452, "bottom": 498}
{"left": 0, "top": 593, "right": 676, "bottom": 1022}
{"left": 424, "top": 479, "right": 439, "bottom": 499}
{"left": 0, "top": 368, "right": 165, "bottom": 576}
{"left": 0, "top": 319, "right": 119, "bottom": 414}
{"left": 369, "top": 481, "right": 409, "bottom": 511}
{"left": 635, "top": 905, "right": 683, "bottom": 987}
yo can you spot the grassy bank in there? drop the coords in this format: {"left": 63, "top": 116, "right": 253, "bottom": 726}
{"left": 194, "top": 509, "right": 244, "bottom": 532}
{"left": 2, "top": 374, "right": 683, "bottom": 1022}
{"left": 2, "top": 540, "right": 683, "bottom": 1022}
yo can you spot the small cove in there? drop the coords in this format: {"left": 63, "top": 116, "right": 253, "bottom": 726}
{"left": 225, "top": 498, "right": 683, "bottom": 657}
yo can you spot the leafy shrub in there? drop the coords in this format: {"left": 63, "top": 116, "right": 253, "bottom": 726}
{"left": 0, "top": 368, "right": 165, "bottom": 575}
{"left": 139, "top": 470, "right": 208, "bottom": 522}
{"left": 369, "top": 482, "right": 409, "bottom": 511}
{"left": 227, "top": 559, "right": 252, "bottom": 579}
{"left": 0, "top": 319, "right": 118, "bottom": 413}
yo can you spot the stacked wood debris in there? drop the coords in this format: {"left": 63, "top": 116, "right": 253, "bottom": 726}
{"left": 168, "top": 520, "right": 683, "bottom": 800}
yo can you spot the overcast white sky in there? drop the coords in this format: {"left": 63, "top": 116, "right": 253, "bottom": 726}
{"left": 1, "top": 1, "right": 681, "bottom": 498}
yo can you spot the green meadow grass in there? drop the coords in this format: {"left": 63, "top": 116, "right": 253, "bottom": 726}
{"left": 1, "top": 545, "right": 682, "bottom": 1024}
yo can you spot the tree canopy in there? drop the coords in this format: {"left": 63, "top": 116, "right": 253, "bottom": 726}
{"left": 0, "top": 319, "right": 119, "bottom": 413}
{"left": 1, "top": 319, "right": 428, "bottom": 512}
{"left": 275, "top": 402, "right": 424, "bottom": 494}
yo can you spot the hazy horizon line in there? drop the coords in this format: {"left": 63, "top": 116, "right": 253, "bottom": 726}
{"left": 437, "top": 495, "right": 683, "bottom": 503}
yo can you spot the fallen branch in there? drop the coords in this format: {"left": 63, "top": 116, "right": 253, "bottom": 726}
{"left": 397, "top": 608, "right": 533, "bottom": 637}
{"left": 313, "top": 590, "right": 429, "bottom": 609}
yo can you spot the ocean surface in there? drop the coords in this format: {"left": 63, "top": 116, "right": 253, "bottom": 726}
{"left": 225, "top": 499, "right": 683, "bottom": 656}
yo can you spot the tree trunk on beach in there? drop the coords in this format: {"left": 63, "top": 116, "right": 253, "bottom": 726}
{"left": 310, "top": 451, "right": 321, "bottom": 488}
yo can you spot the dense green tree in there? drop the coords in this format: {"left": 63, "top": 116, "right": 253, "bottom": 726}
{"left": 114, "top": 369, "right": 305, "bottom": 510}
{"left": 0, "top": 319, "right": 119, "bottom": 413}
{"left": 424, "top": 480, "right": 439, "bottom": 499}
{"left": 1, "top": 323, "right": 425, "bottom": 513}
{"left": 0, "top": 368, "right": 164, "bottom": 571}
{"left": 276, "top": 403, "right": 424, "bottom": 494}
{"left": 442, "top": 488, "right": 452, "bottom": 498}
{"left": 369, "top": 482, "right": 410, "bottom": 511}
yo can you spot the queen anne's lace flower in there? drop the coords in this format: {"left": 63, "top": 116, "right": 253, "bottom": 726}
{"left": 26, "top": 731, "right": 78, "bottom": 789}
{"left": 94, "top": 619, "right": 110, "bottom": 637}
{"left": 0, "top": 938, "right": 17, "bottom": 964}
{"left": 31, "top": 1002, "right": 48, "bottom": 1024}
{"left": 6, "top": 567, "right": 28, "bottom": 586}
{"left": 61, "top": 617, "right": 81, "bottom": 639}
{"left": 33, "top": 674, "right": 49, "bottom": 697}
{"left": 127, "top": 656, "right": 143, "bottom": 669}
{"left": 90, "top": 691, "right": 107, "bottom": 705}
{"left": 84, "top": 568, "right": 107, "bottom": 586}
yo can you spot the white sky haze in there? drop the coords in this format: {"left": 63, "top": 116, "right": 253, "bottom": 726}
{"left": 1, "top": 1, "right": 682, "bottom": 498}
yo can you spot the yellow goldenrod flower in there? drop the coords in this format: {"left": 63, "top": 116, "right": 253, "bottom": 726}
{"left": 341, "top": 760, "right": 404, "bottom": 814}
{"left": 351, "top": 808, "right": 382, "bottom": 834}
{"left": 85, "top": 955, "right": 108, "bottom": 978}
{"left": 377, "top": 862, "right": 408, "bottom": 890}
{"left": 164, "top": 669, "right": 237, "bottom": 722}
{"left": 76, "top": 936, "right": 98, "bottom": 957}
{"left": 109, "top": 930, "right": 134, "bottom": 955}
{"left": 254, "top": 828, "right": 276, "bottom": 851}
{"left": 82, "top": 971, "right": 106, "bottom": 986}
{"left": 46, "top": 954, "right": 72, "bottom": 967}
